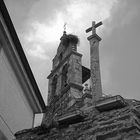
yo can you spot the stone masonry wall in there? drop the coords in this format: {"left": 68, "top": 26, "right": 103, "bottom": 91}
{"left": 15, "top": 100, "right": 140, "bottom": 140}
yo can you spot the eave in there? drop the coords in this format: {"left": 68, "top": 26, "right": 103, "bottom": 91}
{"left": 0, "top": 0, "right": 46, "bottom": 113}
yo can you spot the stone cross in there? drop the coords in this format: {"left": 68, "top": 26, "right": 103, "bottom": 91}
{"left": 86, "top": 21, "right": 103, "bottom": 105}
{"left": 86, "top": 21, "right": 102, "bottom": 35}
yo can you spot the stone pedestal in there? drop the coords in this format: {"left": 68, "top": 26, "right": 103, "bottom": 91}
{"left": 88, "top": 34, "right": 102, "bottom": 104}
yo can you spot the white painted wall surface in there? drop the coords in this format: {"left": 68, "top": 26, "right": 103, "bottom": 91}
{"left": 0, "top": 48, "right": 34, "bottom": 139}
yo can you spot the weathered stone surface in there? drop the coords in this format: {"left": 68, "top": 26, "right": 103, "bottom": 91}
{"left": 15, "top": 99, "right": 140, "bottom": 140}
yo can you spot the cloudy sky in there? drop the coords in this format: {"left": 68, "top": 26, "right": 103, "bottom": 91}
{"left": 4, "top": 0, "right": 140, "bottom": 104}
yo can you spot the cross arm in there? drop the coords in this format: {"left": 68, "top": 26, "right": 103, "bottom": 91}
{"left": 86, "top": 21, "right": 103, "bottom": 33}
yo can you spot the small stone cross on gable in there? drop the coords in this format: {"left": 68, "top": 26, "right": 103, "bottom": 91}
{"left": 86, "top": 21, "right": 103, "bottom": 35}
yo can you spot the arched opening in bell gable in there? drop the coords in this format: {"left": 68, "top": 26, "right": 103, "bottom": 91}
{"left": 51, "top": 75, "right": 58, "bottom": 98}
{"left": 61, "top": 64, "right": 68, "bottom": 89}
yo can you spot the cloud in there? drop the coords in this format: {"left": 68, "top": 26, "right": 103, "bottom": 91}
{"left": 4, "top": 0, "right": 38, "bottom": 31}
{"left": 103, "top": 0, "right": 140, "bottom": 35}
{"left": 25, "top": 13, "right": 71, "bottom": 44}
{"left": 22, "top": 0, "right": 118, "bottom": 60}
{"left": 27, "top": 43, "right": 49, "bottom": 60}
{"left": 120, "top": 2, "right": 139, "bottom": 26}
{"left": 101, "top": 56, "right": 115, "bottom": 91}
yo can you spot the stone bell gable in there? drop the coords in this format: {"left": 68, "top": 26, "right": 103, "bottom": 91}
{"left": 15, "top": 22, "right": 140, "bottom": 140}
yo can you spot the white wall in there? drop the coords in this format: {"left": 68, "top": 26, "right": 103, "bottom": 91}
{"left": 0, "top": 116, "right": 12, "bottom": 140}
{"left": 0, "top": 48, "right": 34, "bottom": 139}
